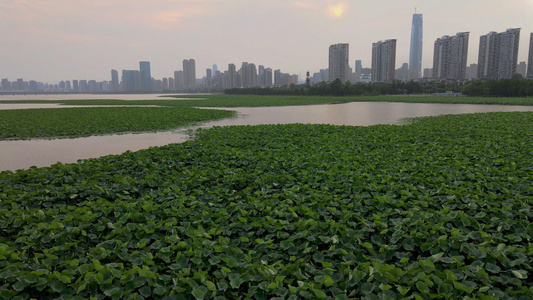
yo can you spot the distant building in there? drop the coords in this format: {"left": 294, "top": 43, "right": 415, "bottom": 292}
{"left": 395, "top": 63, "right": 409, "bottom": 81}
{"left": 183, "top": 59, "right": 196, "bottom": 88}
{"left": 372, "top": 39, "right": 397, "bottom": 82}
{"left": 466, "top": 63, "right": 478, "bottom": 80}
{"left": 477, "top": 28, "right": 521, "bottom": 79}
{"left": 433, "top": 32, "right": 469, "bottom": 80}
{"left": 264, "top": 68, "right": 273, "bottom": 86}
{"left": 423, "top": 68, "right": 433, "bottom": 78}
{"left": 174, "top": 71, "right": 184, "bottom": 90}
{"left": 274, "top": 69, "right": 281, "bottom": 86}
{"left": 122, "top": 70, "right": 137, "bottom": 92}
{"left": 240, "top": 63, "right": 257, "bottom": 88}
{"left": 517, "top": 61, "right": 527, "bottom": 78}
{"left": 526, "top": 32, "right": 533, "bottom": 79}
{"left": 139, "top": 61, "right": 152, "bottom": 91}
{"left": 111, "top": 69, "right": 119, "bottom": 92}
{"left": 328, "top": 43, "right": 350, "bottom": 82}
{"left": 227, "top": 63, "right": 236, "bottom": 88}
{"left": 1, "top": 78, "right": 11, "bottom": 91}
{"left": 409, "top": 13, "right": 423, "bottom": 79}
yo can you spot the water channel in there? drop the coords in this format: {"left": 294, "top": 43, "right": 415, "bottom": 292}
{"left": 2, "top": 96, "right": 533, "bottom": 172}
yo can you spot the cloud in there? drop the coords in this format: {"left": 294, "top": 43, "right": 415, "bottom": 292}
{"left": 291, "top": 1, "right": 320, "bottom": 10}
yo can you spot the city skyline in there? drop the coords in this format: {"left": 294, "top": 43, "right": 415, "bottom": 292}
{"left": 1, "top": 0, "right": 533, "bottom": 83}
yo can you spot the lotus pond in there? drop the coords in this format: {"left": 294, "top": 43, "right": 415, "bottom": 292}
{"left": 0, "top": 112, "right": 532, "bottom": 299}
{"left": 0, "top": 107, "right": 235, "bottom": 140}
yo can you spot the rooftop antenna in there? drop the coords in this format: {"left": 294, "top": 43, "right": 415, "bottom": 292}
{"left": 415, "top": 7, "right": 417, "bottom": 14}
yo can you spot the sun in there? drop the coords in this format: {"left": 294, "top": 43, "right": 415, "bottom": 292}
{"left": 328, "top": 3, "right": 346, "bottom": 18}
{"left": 332, "top": 6, "right": 343, "bottom": 17}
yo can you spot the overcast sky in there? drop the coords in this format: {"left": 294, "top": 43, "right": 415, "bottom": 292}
{"left": 1, "top": 0, "right": 532, "bottom": 83}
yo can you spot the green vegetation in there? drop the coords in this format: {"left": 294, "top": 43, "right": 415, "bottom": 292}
{"left": 2, "top": 94, "right": 533, "bottom": 107}
{"left": 227, "top": 78, "right": 533, "bottom": 98}
{"left": 462, "top": 79, "right": 533, "bottom": 97}
{"left": 225, "top": 78, "right": 460, "bottom": 96}
{"left": 1, "top": 112, "right": 532, "bottom": 299}
{"left": 0, "top": 107, "right": 235, "bottom": 140}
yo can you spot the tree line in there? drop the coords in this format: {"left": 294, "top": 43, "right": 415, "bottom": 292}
{"left": 461, "top": 78, "right": 533, "bottom": 97}
{"left": 225, "top": 78, "right": 533, "bottom": 97}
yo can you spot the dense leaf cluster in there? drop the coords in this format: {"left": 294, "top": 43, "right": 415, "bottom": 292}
{"left": 0, "top": 107, "right": 235, "bottom": 140}
{"left": 1, "top": 112, "right": 533, "bottom": 299}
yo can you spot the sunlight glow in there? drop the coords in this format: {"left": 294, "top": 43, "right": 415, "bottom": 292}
{"left": 328, "top": 3, "right": 346, "bottom": 18}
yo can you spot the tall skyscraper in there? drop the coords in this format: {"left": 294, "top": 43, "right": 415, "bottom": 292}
{"left": 409, "top": 13, "right": 423, "bottom": 79}
{"left": 371, "top": 39, "right": 397, "bottom": 82}
{"left": 433, "top": 32, "right": 469, "bottom": 79}
{"left": 328, "top": 43, "right": 349, "bottom": 82}
{"left": 139, "top": 61, "right": 152, "bottom": 91}
{"left": 183, "top": 59, "right": 196, "bottom": 88}
{"left": 212, "top": 64, "right": 218, "bottom": 76}
{"left": 477, "top": 28, "right": 521, "bottom": 79}
{"left": 111, "top": 69, "right": 119, "bottom": 92}
{"left": 526, "top": 33, "right": 533, "bottom": 78}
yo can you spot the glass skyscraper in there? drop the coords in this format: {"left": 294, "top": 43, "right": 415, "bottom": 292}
{"left": 409, "top": 13, "right": 423, "bottom": 80}
{"left": 139, "top": 61, "right": 152, "bottom": 91}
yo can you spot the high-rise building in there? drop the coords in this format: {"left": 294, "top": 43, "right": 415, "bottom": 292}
{"left": 258, "top": 65, "right": 265, "bottom": 86}
{"left": 122, "top": 70, "right": 137, "bottom": 92}
{"left": 409, "top": 13, "right": 423, "bottom": 79}
{"left": 241, "top": 63, "right": 257, "bottom": 87}
{"left": 183, "top": 59, "right": 196, "bottom": 88}
{"left": 212, "top": 64, "right": 218, "bottom": 76}
{"left": 477, "top": 28, "right": 521, "bottom": 79}
{"left": 274, "top": 69, "right": 281, "bottom": 86}
{"left": 328, "top": 43, "right": 349, "bottom": 82}
{"left": 527, "top": 33, "right": 533, "bottom": 78}
{"left": 227, "top": 63, "right": 236, "bottom": 88}
{"left": 139, "top": 61, "right": 152, "bottom": 91}
{"left": 111, "top": 69, "right": 119, "bottom": 92}
{"left": 72, "top": 80, "right": 79, "bottom": 92}
{"left": 372, "top": 39, "right": 397, "bottom": 82}
{"left": 264, "top": 68, "right": 273, "bottom": 86}
{"left": 174, "top": 71, "right": 184, "bottom": 90}
{"left": 1, "top": 79, "right": 11, "bottom": 91}
{"left": 433, "top": 32, "right": 469, "bottom": 79}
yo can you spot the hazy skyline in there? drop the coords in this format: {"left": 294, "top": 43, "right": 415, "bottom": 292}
{"left": 2, "top": 0, "right": 533, "bottom": 83}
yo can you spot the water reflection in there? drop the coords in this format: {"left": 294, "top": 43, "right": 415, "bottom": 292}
{"left": 1, "top": 102, "right": 533, "bottom": 172}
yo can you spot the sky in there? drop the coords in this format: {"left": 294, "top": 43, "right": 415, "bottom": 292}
{"left": 1, "top": 0, "right": 533, "bottom": 83}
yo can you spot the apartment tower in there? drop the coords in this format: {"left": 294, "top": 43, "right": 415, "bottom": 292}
{"left": 183, "top": 59, "right": 196, "bottom": 88}
{"left": 477, "top": 28, "right": 521, "bottom": 79}
{"left": 371, "top": 39, "right": 397, "bottom": 82}
{"left": 433, "top": 32, "right": 469, "bottom": 79}
{"left": 328, "top": 43, "right": 350, "bottom": 82}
